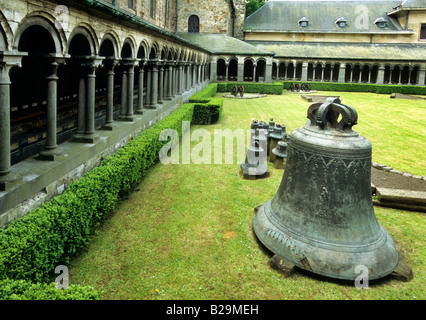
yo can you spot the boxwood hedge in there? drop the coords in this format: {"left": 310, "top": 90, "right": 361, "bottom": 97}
{"left": 0, "top": 103, "right": 195, "bottom": 298}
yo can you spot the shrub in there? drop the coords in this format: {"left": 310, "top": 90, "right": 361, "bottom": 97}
{"left": 281, "top": 81, "right": 426, "bottom": 95}
{"left": 0, "top": 103, "right": 195, "bottom": 286}
{"left": 0, "top": 279, "right": 101, "bottom": 300}
{"left": 190, "top": 83, "right": 224, "bottom": 124}
{"left": 217, "top": 82, "right": 283, "bottom": 95}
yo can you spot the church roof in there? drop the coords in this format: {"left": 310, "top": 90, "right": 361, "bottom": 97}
{"left": 176, "top": 33, "right": 274, "bottom": 56}
{"left": 246, "top": 41, "right": 426, "bottom": 61}
{"left": 244, "top": 0, "right": 413, "bottom": 34}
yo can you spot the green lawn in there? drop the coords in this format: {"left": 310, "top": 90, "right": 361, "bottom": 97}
{"left": 68, "top": 91, "right": 425, "bottom": 300}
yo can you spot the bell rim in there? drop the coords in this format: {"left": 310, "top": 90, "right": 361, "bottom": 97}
{"left": 253, "top": 201, "right": 399, "bottom": 281}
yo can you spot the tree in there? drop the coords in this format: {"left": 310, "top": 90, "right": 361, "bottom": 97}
{"left": 245, "top": 0, "right": 266, "bottom": 17}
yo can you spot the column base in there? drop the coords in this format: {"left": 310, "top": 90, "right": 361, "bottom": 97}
{"left": 118, "top": 115, "right": 136, "bottom": 122}
{"left": 100, "top": 122, "right": 117, "bottom": 131}
{"left": 72, "top": 133, "right": 99, "bottom": 143}
{"left": 38, "top": 148, "right": 63, "bottom": 161}
{"left": 144, "top": 105, "right": 158, "bottom": 110}
{"left": 0, "top": 172, "right": 21, "bottom": 191}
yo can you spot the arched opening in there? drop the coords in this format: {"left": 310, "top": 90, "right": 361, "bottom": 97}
{"left": 352, "top": 65, "right": 361, "bottom": 83}
{"left": 391, "top": 66, "right": 400, "bottom": 84}
{"left": 410, "top": 66, "right": 419, "bottom": 85}
{"left": 361, "top": 65, "right": 370, "bottom": 83}
{"left": 9, "top": 22, "right": 64, "bottom": 163}
{"left": 272, "top": 62, "right": 277, "bottom": 80}
{"left": 400, "top": 66, "right": 410, "bottom": 85}
{"left": 287, "top": 63, "right": 294, "bottom": 80}
{"left": 188, "top": 15, "right": 200, "bottom": 33}
{"left": 244, "top": 59, "right": 253, "bottom": 81}
{"left": 314, "top": 63, "right": 322, "bottom": 81}
{"left": 383, "top": 65, "right": 391, "bottom": 84}
{"left": 323, "top": 64, "right": 332, "bottom": 82}
{"left": 278, "top": 62, "right": 286, "bottom": 80}
{"left": 344, "top": 64, "right": 352, "bottom": 83}
{"left": 228, "top": 58, "right": 238, "bottom": 81}
{"left": 255, "top": 60, "right": 266, "bottom": 82}
{"left": 295, "top": 63, "right": 302, "bottom": 81}
{"left": 307, "top": 63, "right": 314, "bottom": 81}
{"left": 217, "top": 59, "right": 226, "bottom": 81}
{"left": 332, "top": 64, "right": 340, "bottom": 82}
{"left": 370, "top": 65, "right": 379, "bottom": 84}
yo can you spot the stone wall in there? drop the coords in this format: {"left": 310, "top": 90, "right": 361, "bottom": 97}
{"left": 177, "top": 0, "right": 233, "bottom": 34}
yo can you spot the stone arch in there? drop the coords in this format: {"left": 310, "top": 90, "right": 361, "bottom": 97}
{"left": 67, "top": 25, "right": 98, "bottom": 56}
{"left": 13, "top": 13, "right": 64, "bottom": 54}
{"left": 99, "top": 32, "right": 120, "bottom": 58}
{"left": 149, "top": 42, "right": 159, "bottom": 60}
{"left": 121, "top": 37, "right": 136, "bottom": 59}
{"left": 255, "top": 58, "right": 266, "bottom": 82}
{"left": 137, "top": 39, "right": 149, "bottom": 60}
{"left": 0, "top": 10, "right": 13, "bottom": 51}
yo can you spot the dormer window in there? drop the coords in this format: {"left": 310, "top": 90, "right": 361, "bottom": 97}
{"left": 299, "top": 17, "right": 310, "bottom": 28}
{"left": 336, "top": 17, "right": 348, "bottom": 28}
{"left": 375, "top": 17, "right": 388, "bottom": 29}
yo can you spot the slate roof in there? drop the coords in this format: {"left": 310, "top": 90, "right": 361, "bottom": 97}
{"left": 176, "top": 33, "right": 274, "bottom": 55}
{"left": 244, "top": 0, "right": 414, "bottom": 34}
{"left": 246, "top": 41, "right": 426, "bottom": 61}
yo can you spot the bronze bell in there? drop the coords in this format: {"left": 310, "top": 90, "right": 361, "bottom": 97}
{"left": 241, "top": 129, "right": 268, "bottom": 178}
{"left": 253, "top": 98, "right": 398, "bottom": 280}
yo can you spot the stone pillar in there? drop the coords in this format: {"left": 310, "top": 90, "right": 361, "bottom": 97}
{"left": 338, "top": 63, "right": 346, "bottom": 83}
{"left": 0, "top": 53, "right": 25, "bottom": 190}
{"left": 39, "top": 60, "right": 62, "bottom": 160}
{"left": 265, "top": 61, "right": 272, "bottom": 83}
{"left": 192, "top": 63, "right": 197, "bottom": 87}
{"left": 102, "top": 59, "right": 118, "bottom": 129}
{"left": 186, "top": 63, "right": 191, "bottom": 90}
{"left": 178, "top": 63, "right": 184, "bottom": 94}
{"left": 85, "top": 63, "right": 97, "bottom": 136}
{"left": 167, "top": 64, "right": 173, "bottom": 99}
{"left": 418, "top": 67, "right": 426, "bottom": 86}
{"left": 237, "top": 58, "right": 244, "bottom": 82}
{"left": 164, "top": 64, "right": 172, "bottom": 100}
{"left": 253, "top": 64, "right": 257, "bottom": 82}
{"left": 301, "top": 62, "right": 309, "bottom": 82}
{"left": 145, "top": 65, "right": 152, "bottom": 108}
{"left": 210, "top": 60, "right": 217, "bottom": 81}
{"left": 126, "top": 61, "right": 136, "bottom": 120}
{"left": 148, "top": 61, "right": 159, "bottom": 108}
{"left": 136, "top": 60, "right": 145, "bottom": 114}
{"left": 119, "top": 67, "right": 128, "bottom": 118}
{"left": 158, "top": 64, "right": 164, "bottom": 104}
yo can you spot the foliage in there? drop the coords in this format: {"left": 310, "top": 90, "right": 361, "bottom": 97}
{"left": 245, "top": 0, "right": 266, "bottom": 17}
{"left": 218, "top": 82, "right": 283, "bottom": 95}
{"left": 0, "top": 279, "right": 101, "bottom": 300}
{"left": 190, "top": 83, "right": 224, "bottom": 124}
{"left": 0, "top": 103, "right": 195, "bottom": 298}
{"left": 281, "top": 81, "right": 426, "bottom": 95}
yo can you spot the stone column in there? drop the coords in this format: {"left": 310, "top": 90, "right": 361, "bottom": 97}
{"left": 186, "top": 63, "right": 191, "bottom": 90}
{"left": 210, "top": 60, "right": 217, "bottom": 81}
{"left": 136, "top": 60, "right": 145, "bottom": 114}
{"left": 265, "top": 60, "right": 272, "bottom": 83}
{"left": 237, "top": 58, "right": 244, "bottom": 82}
{"left": 158, "top": 63, "right": 164, "bottom": 104}
{"left": 192, "top": 63, "right": 197, "bottom": 87}
{"left": 119, "top": 66, "right": 128, "bottom": 118}
{"left": 85, "top": 63, "right": 97, "bottom": 136}
{"left": 102, "top": 59, "right": 118, "bottom": 129}
{"left": 147, "top": 60, "right": 158, "bottom": 109}
{"left": 418, "top": 67, "right": 426, "bottom": 86}
{"left": 176, "top": 62, "right": 183, "bottom": 95}
{"left": 167, "top": 64, "right": 173, "bottom": 99}
{"left": 39, "top": 60, "right": 62, "bottom": 160}
{"left": 164, "top": 64, "right": 172, "bottom": 100}
{"left": 253, "top": 63, "right": 257, "bottom": 82}
{"left": 301, "top": 62, "right": 309, "bottom": 82}
{"left": 338, "top": 63, "right": 346, "bottom": 83}
{"left": 145, "top": 64, "right": 152, "bottom": 108}
{"left": 0, "top": 53, "right": 25, "bottom": 190}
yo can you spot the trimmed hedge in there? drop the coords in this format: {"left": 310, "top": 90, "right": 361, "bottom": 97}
{"left": 0, "top": 279, "right": 101, "bottom": 300}
{"left": 0, "top": 103, "right": 195, "bottom": 296}
{"left": 189, "top": 83, "right": 224, "bottom": 125}
{"left": 218, "top": 82, "right": 283, "bottom": 95}
{"left": 281, "top": 81, "right": 426, "bottom": 95}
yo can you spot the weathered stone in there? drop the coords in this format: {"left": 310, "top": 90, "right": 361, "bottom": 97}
{"left": 376, "top": 187, "right": 426, "bottom": 206}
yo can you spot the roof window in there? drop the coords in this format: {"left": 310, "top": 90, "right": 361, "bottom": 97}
{"left": 375, "top": 17, "right": 388, "bottom": 29}
{"left": 299, "top": 17, "right": 310, "bottom": 28}
{"left": 336, "top": 17, "right": 348, "bottom": 28}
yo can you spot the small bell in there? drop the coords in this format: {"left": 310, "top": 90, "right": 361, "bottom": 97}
{"left": 272, "top": 140, "right": 288, "bottom": 169}
{"left": 269, "top": 127, "right": 284, "bottom": 162}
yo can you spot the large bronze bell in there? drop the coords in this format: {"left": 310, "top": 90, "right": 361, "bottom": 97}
{"left": 253, "top": 98, "right": 398, "bottom": 280}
